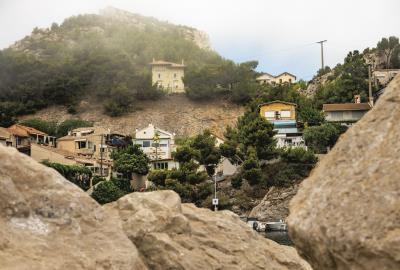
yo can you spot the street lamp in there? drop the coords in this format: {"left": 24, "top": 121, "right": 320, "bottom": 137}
{"left": 207, "top": 164, "right": 218, "bottom": 211}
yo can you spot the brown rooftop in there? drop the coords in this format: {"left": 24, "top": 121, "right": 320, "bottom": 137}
{"left": 8, "top": 124, "right": 48, "bottom": 137}
{"left": 322, "top": 103, "right": 371, "bottom": 112}
{"left": 149, "top": 60, "right": 185, "bottom": 68}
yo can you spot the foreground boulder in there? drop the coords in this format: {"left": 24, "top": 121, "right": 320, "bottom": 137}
{"left": 249, "top": 185, "right": 299, "bottom": 221}
{"left": 106, "top": 190, "right": 311, "bottom": 270}
{"left": 288, "top": 75, "right": 400, "bottom": 269}
{"left": 0, "top": 146, "right": 146, "bottom": 270}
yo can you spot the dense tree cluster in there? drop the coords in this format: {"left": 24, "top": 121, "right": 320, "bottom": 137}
{"left": 18, "top": 118, "right": 93, "bottom": 137}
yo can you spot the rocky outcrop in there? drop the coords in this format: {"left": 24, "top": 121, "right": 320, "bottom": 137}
{"left": 1, "top": 145, "right": 311, "bottom": 269}
{"left": 107, "top": 190, "right": 311, "bottom": 270}
{"left": 288, "top": 75, "right": 400, "bottom": 269}
{"left": 249, "top": 185, "right": 299, "bottom": 221}
{"left": 0, "top": 146, "right": 146, "bottom": 269}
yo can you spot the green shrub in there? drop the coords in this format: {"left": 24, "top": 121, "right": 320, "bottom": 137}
{"left": 242, "top": 168, "right": 262, "bottom": 185}
{"left": 91, "top": 181, "right": 125, "bottom": 204}
{"left": 42, "top": 161, "right": 92, "bottom": 190}
{"left": 147, "top": 170, "right": 168, "bottom": 186}
{"left": 231, "top": 175, "right": 243, "bottom": 189}
{"left": 164, "top": 179, "right": 194, "bottom": 203}
{"left": 280, "top": 147, "right": 317, "bottom": 164}
{"left": 111, "top": 178, "right": 133, "bottom": 194}
{"left": 19, "top": 118, "right": 57, "bottom": 136}
{"left": 92, "top": 176, "right": 106, "bottom": 186}
{"left": 195, "top": 182, "right": 213, "bottom": 202}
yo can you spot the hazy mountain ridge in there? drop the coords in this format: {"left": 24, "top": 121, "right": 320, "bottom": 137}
{"left": 10, "top": 7, "right": 213, "bottom": 60}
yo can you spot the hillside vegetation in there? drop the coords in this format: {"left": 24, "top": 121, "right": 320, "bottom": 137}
{"left": 0, "top": 7, "right": 228, "bottom": 125}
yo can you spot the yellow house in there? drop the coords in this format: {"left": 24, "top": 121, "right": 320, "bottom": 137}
{"left": 259, "top": 101, "right": 296, "bottom": 121}
{"left": 150, "top": 59, "right": 185, "bottom": 93}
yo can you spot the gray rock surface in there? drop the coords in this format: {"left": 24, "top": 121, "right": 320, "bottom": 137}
{"left": 107, "top": 190, "right": 311, "bottom": 270}
{"left": 288, "top": 75, "right": 400, "bottom": 270}
{"left": 0, "top": 146, "right": 146, "bottom": 270}
{"left": 249, "top": 185, "right": 299, "bottom": 221}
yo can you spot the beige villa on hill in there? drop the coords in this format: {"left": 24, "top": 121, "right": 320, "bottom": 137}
{"left": 150, "top": 59, "right": 185, "bottom": 93}
{"left": 256, "top": 72, "right": 296, "bottom": 85}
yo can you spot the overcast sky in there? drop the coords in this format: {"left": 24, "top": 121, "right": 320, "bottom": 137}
{"left": 0, "top": 0, "right": 399, "bottom": 79}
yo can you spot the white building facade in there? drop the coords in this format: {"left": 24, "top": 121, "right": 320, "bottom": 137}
{"left": 134, "top": 124, "right": 179, "bottom": 170}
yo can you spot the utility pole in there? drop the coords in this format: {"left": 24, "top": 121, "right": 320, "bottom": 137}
{"left": 100, "top": 134, "right": 103, "bottom": 177}
{"left": 214, "top": 173, "right": 217, "bottom": 212}
{"left": 316, "top": 40, "right": 327, "bottom": 71}
{"left": 368, "top": 65, "right": 374, "bottom": 107}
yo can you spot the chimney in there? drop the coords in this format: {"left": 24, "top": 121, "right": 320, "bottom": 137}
{"left": 354, "top": 95, "right": 361, "bottom": 104}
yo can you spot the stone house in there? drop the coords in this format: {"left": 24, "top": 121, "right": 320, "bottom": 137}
{"left": 150, "top": 59, "right": 185, "bottom": 93}
{"left": 259, "top": 101, "right": 305, "bottom": 149}
{"left": 134, "top": 124, "right": 179, "bottom": 170}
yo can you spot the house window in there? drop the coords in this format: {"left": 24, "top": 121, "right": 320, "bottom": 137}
{"left": 174, "top": 73, "right": 177, "bottom": 78}
{"left": 142, "top": 141, "right": 151, "bottom": 147}
{"left": 281, "top": 110, "right": 291, "bottom": 118}
{"left": 77, "top": 141, "right": 86, "bottom": 149}
{"left": 279, "top": 79, "right": 282, "bottom": 84}
{"left": 265, "top": 111, "right": 275, "bottom": 118}
{"left": 154, "top": 162, "right": 168, "bottom": 170}
{"left": 275, "top": 111, "right": 281, "bottom": 120}
{"left": 158, "top": 73, "right": 161, "bottom": 78}
{"left": 289, "top": 79, "right": 292, "bottom": 83}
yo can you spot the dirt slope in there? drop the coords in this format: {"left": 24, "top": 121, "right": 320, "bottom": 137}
{"left": 21, "top": 94, "right": 244, "bottom": 137}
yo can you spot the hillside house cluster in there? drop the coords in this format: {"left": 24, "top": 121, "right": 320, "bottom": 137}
{"left": 32, "top": 127, "right": 129, "bottom": 178}
{"left": 256, "top": 72, "right": 296, "bottom": 85}
{"left": 150, "top": 59, "right": 185, "bottom": 93}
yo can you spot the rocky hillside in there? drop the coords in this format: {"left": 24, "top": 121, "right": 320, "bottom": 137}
{"left": 20, "top": 94, "right": 244, "bottom": 137}
{"left": 0, "top": 145, "right": 311, "bottom": 270}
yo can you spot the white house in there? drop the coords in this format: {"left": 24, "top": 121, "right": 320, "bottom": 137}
{"left": 213, "top": 134, "right": 239, "bottom": 178}
{"left": 134, "top": 124, "right": 179, "bottom": 170}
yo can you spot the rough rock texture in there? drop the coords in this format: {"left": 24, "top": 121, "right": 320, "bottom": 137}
{"left": 288, "top": 75, "right": 400, "bottom": 270}
{"left": 106, "top": 190, "right": 311, "bottom": 270}
{"left": 299, "top": 72, "right": 333, "bottom": 97}
{"left": 0, "top": 146, "right": 146, "bottom": 270}
{"left": 249, "top": 185, "right": 299, "bottom": 221}
{"left": 21, "top": 94, "right": 243, "bottom": 138}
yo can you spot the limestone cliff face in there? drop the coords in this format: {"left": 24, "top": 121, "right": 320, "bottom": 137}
{"left": 0, "top": 145, "right": 311, "bottom": 269}
{"left": 20, "top": 95, "right": 244, "bottom": 138}
{"left": 249, "top": 185, "right": 299, "bottom": 221}
{"left": 288, "top": 75, "right": 400, "bottom": 269}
